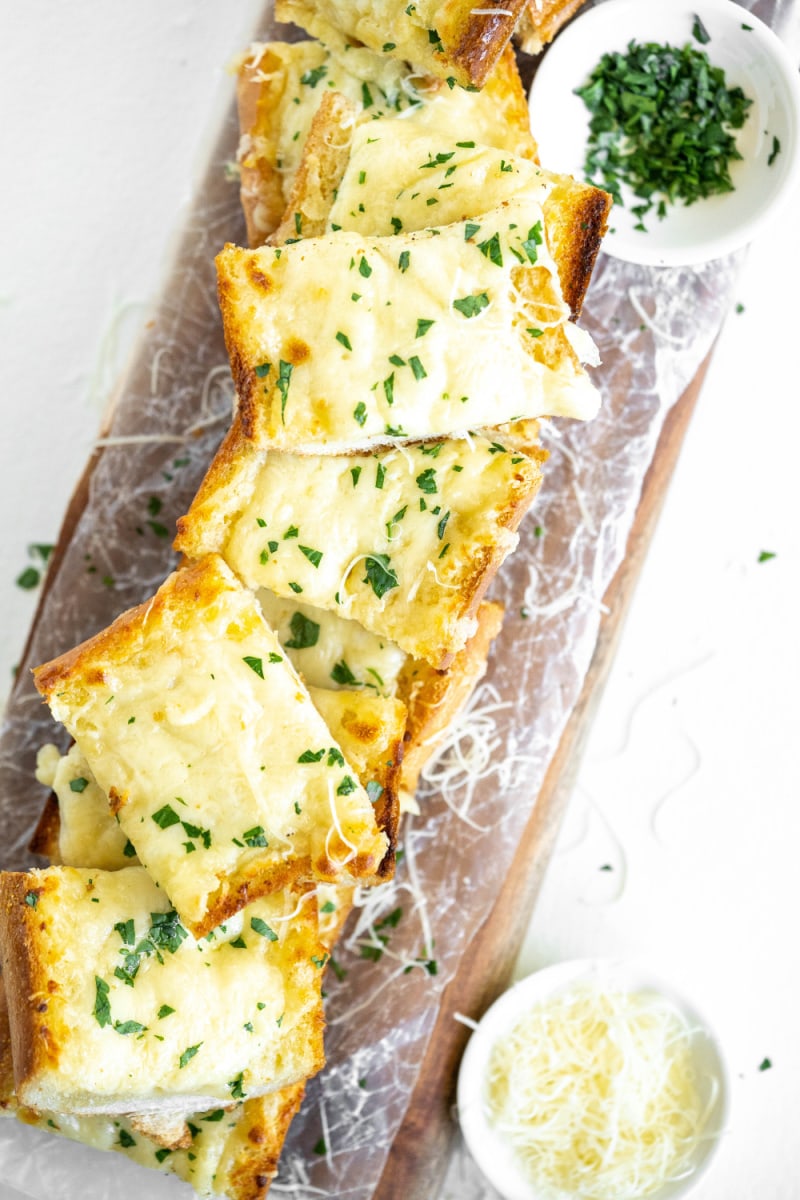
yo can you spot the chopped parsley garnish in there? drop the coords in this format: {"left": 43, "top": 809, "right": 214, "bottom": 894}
{"left": 298, "top": 748, "right": 326, "bottom": 763}
{"left": 155, "top": 1148, "right": 172, "bottom": 1163}
{"left": 353, "top": 401, "right": 368, "bottom": 426}
{"left": 759, "top": 1057, "right": 772, "bottom": 1071}
{"left": 337, "top": 775, "right": 357, "bottom": 795}
{"left": 301, "top": 64, "right": 328, "bottom": 87}
{"left": 321, "top": 900, "right": 337, "bottom": 914}
{"left": 243, "top": 825, "right": 268, "bottom": 847}
{"left": 575, "top": 38, "right": 752, "bottom": 228}
{"left": 521, "top": 221, "right": 543, "bottom": 263}
{"left": 409, "top": 355, "right": 427, "bottom": 380}
{"left": 299, "top": 545, "right": 323, "bottom": 567}
{"left": 283, "top": 524, "right": 299, "bottom": 539}
{"left": 366, "top": 781, "right": 383, "bottom": 804}
{"left": 375, "top": 462, "right": 386, "bottom": 489}
{"left": 691, "top": 15, "right": 711, "bottom": 43}
{"left": 228, "top": 1073, "right": 246, "bottom": 1099}
{"left": 331, "top": 659, "right": 358, "bottom": 686}
{"left": 437, "top": 511, "right": 450, "bottom": 539}
{"left": 179, "top": 1043, "right": 202, "bottom": 1069}
{"left": 114, "top": 1019, "right": 147, "bottom": 1036}
{"left": 122, "top": 839, "right": 137, "bottom": 858}
{"left": 358, "top": 254, "right": 372, "bottom": 278}
{"left": 152, "top": 804, "right": 181, "bottom": 830}
{"left": 288, "top": 582, "right": 303, "bottom": 593}
{"left": 158, "top": 1005, "right": 175, "bottom": 1019}
{"left": 398, "top": 249, "right": 411, "bottom": 272}
{"left": 350, "top": 466, "right": 362, "bottom": 487}
{"left": 276, "top": 359, "right": 294, "bottom": 423}
{"left": 285, "top": 611, "right": 320, "bottom": 649}
{"left": 269, "top": 652, "right": 283, "bottom": 663}
{"left": 362, "top": 553, "right": 399, "bottom": 598}
{"left": 93, "top": 977, "right": 111, "bottom": 1027}
{"left": 477, "top": 232, "right": 503, "bottom": 266}
{"left": 383, "top": 372, "right": 395, "bottom": 405}
{"left": 203, "top": 1109, "right": 226, "bottom": 1122}
{"left": 118, "top": 1129, "right": 136, "bottom": 1148}
{"left": 68, "top": 775, "right": 89, "bottom": 792}
{"left": 361, "top": 82, "right": 374, "bottom": 109}
{"left": 390, "top": 216, "right": 402, "bottom": 233}
{"left": 114, "top": 919, "right": 135, "bottom": 946}
{"left": 336, "top": 331, "right": 352, "bottom": 351}
{"left": 415, "top": 318, "right": 435, "bottom": 338}
{"left": 416, "top": 468, "right": 437, "bottom": 493}
{"left": 758, "top": 550, "right": 776, "bottom": 563}
{"left": 768, "top": 136, "right": 781, "bottom": 166}
{"left": 24, "top": 890, "right": 39, "bottom": 908}
{"left": 452, "top": 291, "right": 489, "bottom": 319}
{"left": 243, "top": 655, "right": 264, "bottom": 679}
{"left": 311, "top": 953, "right": 329, "bottom": 969}
{"left": 229, "top": 936, "right": 247, "bottom": 949}
{"left": 313, "top": 1137, "right": 327, "bottom": 1156}
{"left": 149, "top": 910, "right": 189, "bottom": 955}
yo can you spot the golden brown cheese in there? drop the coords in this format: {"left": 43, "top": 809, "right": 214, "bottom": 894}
{"left": 217, "top": 200, "right": 600, "bottom": 455}
{"left": 33, "top": 556, "right": 388, "bottom": 936}
{"left": 275, "top": 0, "right": 527, "bottom": 89}
{"left": 176, "top": 430, "right": 542, "bottom": 667}
{"left": 0, "top": 866, "right": 325, "bottom": 1117}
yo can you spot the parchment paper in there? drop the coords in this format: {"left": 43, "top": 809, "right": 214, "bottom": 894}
{"left": 0, "top": 2, "right": 795, "bottom": 1197}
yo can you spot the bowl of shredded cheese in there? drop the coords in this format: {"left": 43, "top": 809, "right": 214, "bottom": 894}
{"left": 457, "top": 959, "right": 728, "bottom": 1200}
{"left": 528, "top": 0, "right": 800, "bottom": 266}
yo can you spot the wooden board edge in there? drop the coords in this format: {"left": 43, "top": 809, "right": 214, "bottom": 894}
{"left": 374, "top": 348, "right": 715, "bottom": 1199}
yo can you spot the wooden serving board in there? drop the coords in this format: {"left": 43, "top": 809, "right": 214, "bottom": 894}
{"left": 376, "top": 351, "right": 714, "bottom": 1199}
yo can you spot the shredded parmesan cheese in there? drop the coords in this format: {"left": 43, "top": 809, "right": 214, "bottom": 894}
{"left": 486, "top": 984, "right": 717, "bottom": 1199}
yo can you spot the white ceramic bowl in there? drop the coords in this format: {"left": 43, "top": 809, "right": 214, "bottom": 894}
{"left": 457, "top": 958, "right": 729, "bottom": 1200}
{"left": 528, "top": 0, "right": 800, "bottom": 265}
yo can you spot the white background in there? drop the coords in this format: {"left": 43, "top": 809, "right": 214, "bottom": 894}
{"left": 1, "top": 3, "right": 798, "bottom": 1198}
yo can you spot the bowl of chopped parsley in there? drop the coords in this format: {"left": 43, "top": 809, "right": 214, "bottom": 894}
{"left": 528, "top": 0, "right": 800, "bottom": 266}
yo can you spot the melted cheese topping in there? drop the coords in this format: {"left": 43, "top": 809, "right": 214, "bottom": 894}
{"left": 36, "top": 742, "right": 131, "bottom": 869}
{"left": 258, "top": 589, "right": 407, "bottom": 695}
{"left": 218, "top": 197, "right": 600, "bottom": 453}
{"left": 276, "top": 0, "right": 482, "bottom": 86}
{"left": 487, "top": 984, "right": 714, "bottom": 1199}
{"left": 43, "top": 559, "right": 385, "bottom": 932}
{"left": 16, "top": 867, "right": 322, "bottom": 1114}
{"left": 24, "top": 1105, "right": 236, "bottom": 1198}
{"left": 218, "top": 437, "right": 535, "bottom": 663}
{"left": 330, "top": 122, "right": 548, "bottom": 237}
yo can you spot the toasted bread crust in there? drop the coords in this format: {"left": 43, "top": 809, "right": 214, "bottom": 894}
{"left": 269, "top": 91, "right": 358, "bottom": 245}
{"left": 398, "top": 600, "right": 505, "bottom": 799}
{"left": 543, "top": 177, "right": 612, "bottom": 320}
{"left": 220, "top": 1084, "right": 306, "bottom": 1199}
{"left": 443, "top": 0, "right": 529, "bottom": 87}
{"left": 515, "top": 0, "right": 589, "bottom": 55}
{"left": 0, "top": 872, "right": 60, "bottom": 1103}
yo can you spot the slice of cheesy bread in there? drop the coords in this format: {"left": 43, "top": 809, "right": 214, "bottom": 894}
{"left": 275, "top": 0, "right": 528, "bottom": 89}
{"left": 325, "top": 121, "right": 609, "bottom": 321}
{"left": 0, "top": 866, "right": 325, "bottom": 1117}
{"left": 33, "top": 681, "right": 405, "bottom": 876}
{"left": 217, "top": 202, "right": 600, "bottom": 456}
{"left": 33, "top": 555, "right": 389, "bottom": 936}
{"left": 175, "top": 426, "right": 542, "bottom": 666}
{"left": 237, "top": 39, "right": 536, "bottom": 245}
{"left": 515, "top": 0, "right": 589, "bottom": 55}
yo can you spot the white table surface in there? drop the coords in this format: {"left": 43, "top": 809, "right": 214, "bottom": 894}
{"left": 1, "top": 4, "right": 798, "bottom": 1198}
